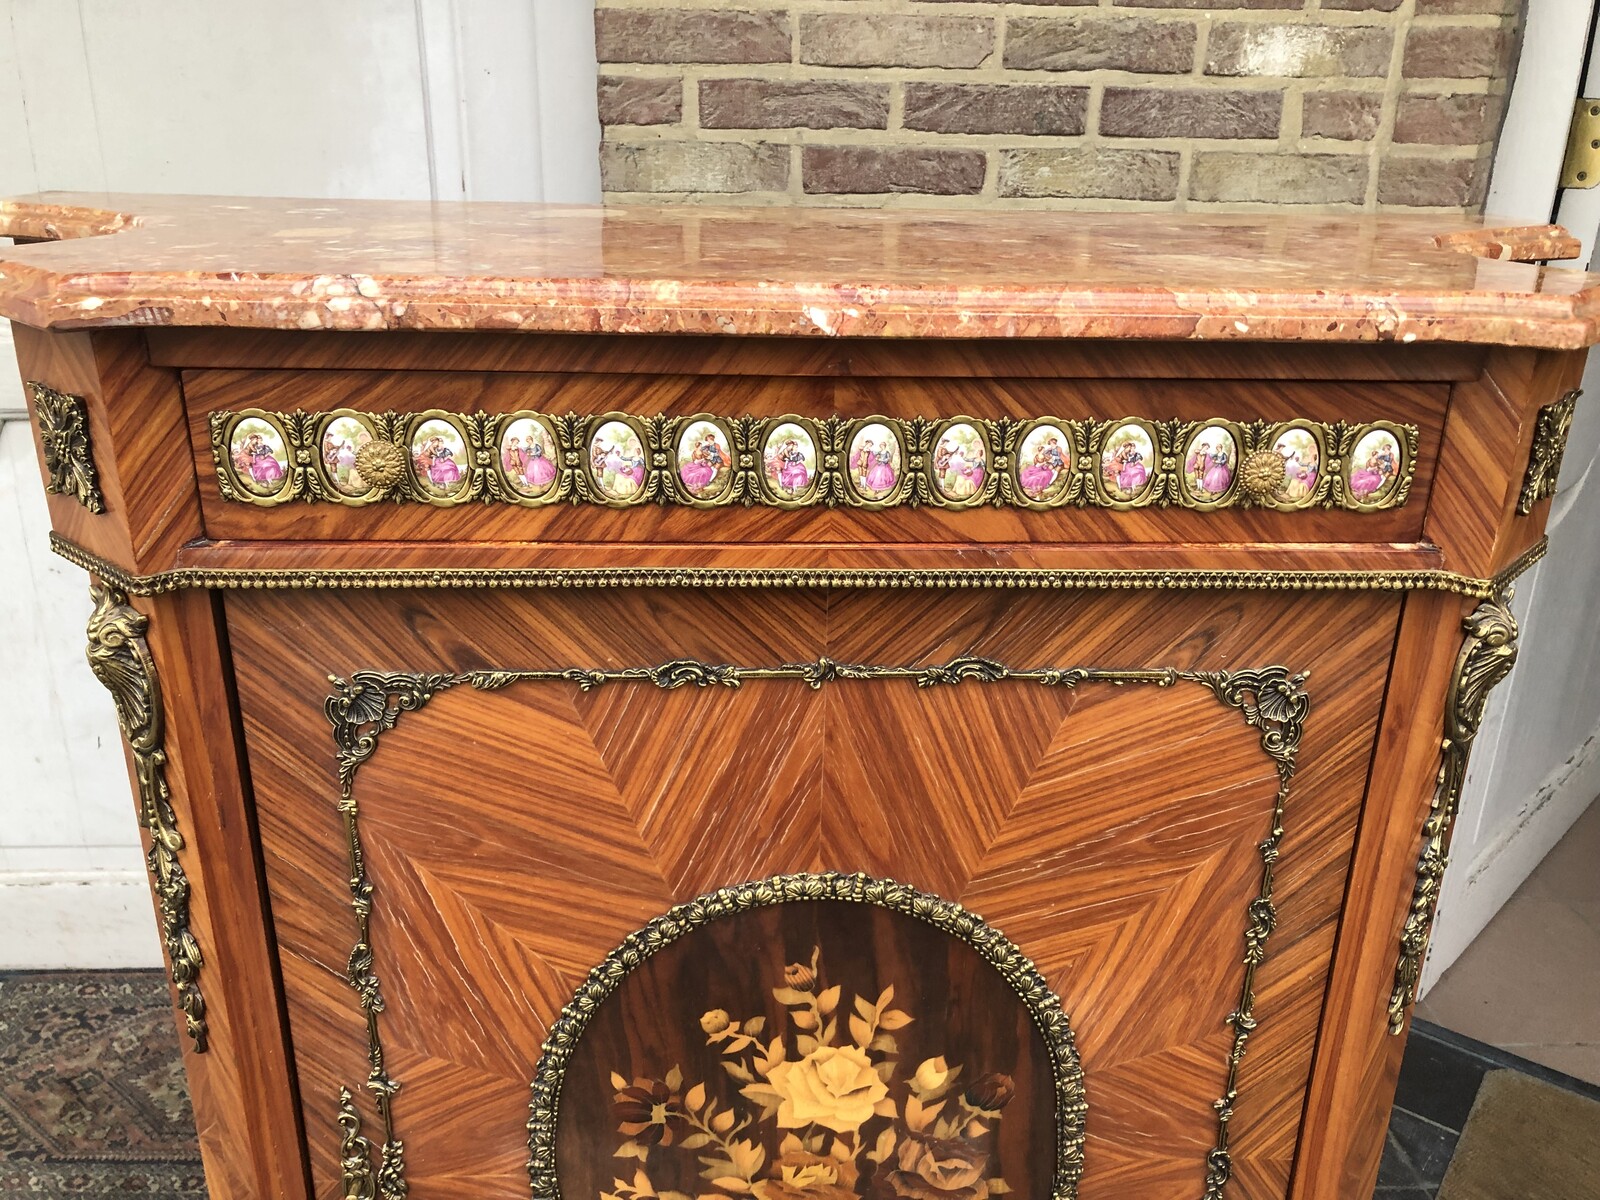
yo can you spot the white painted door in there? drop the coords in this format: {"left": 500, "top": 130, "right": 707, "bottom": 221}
{"left": 0, "top": 0, "right": 600, "bottom": 967}
{"left": 1421, "top": 0, "right": 1600, "bottom": 990}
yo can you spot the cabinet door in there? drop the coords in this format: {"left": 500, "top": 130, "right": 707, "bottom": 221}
{"left": 230, "top": 586, "right": 1396, "bottom": 1200}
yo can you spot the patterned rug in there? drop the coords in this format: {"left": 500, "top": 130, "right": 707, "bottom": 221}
{"left": 0, "top": 971, "right": 205, "bottom": 1197}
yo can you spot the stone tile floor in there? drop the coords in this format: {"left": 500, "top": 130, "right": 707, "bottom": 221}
{"left": 1376, "top": 1019, "right": 1600, "bottom": 1198}
{"left": 1415, "top": 801, "right": 1600, "bottom": 1086}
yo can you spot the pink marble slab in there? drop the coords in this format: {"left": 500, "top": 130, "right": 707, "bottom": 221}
{"left": 2, "top": 193, "right": 1599, "bottom": 347}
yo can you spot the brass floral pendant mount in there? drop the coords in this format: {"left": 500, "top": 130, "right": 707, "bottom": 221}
{"left": 1387, "top": 593, "right": 1520, "bottom": 1034}
{"left": 30, "top": 382, "right": 105, "bottom": 514}
{"left": 320, "top": 656, "right": 1308, "bottom": 1200}
{"left": 83, "top": 581, "right": 208, "bottom": 1051}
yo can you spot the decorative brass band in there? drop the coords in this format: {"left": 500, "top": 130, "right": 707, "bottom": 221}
{"left": 48, "top": 531, "right": 1549, "bottom": 602}
{"left": 322, "top": 656, "right": 1309, "bottom": 1200}
{"left": 527, "top": 872, "right": 1089, "bottom": 1200}
{"left": 1517, "top": 388, "right": 1580, "bottom": 515}
{"left": 1387, "top": 594, "right": 1520, "bottom": 1035}
{"left": 83, "top": 581, "right": 208, "bottom": 1052}
{"left": 29, "top": 382, "right": 105, "bottom": 513}
{"left": 208, "top": 406, "right": 1418, "bottom": 514}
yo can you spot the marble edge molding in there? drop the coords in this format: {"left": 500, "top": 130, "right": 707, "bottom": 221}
{"left": 3, "top": 262, "right": 1599, "bottom": 349}
{"left": 2, "top": 196, "right": 1597, "bottom": 346}
{"left": 48, "top": 531, "right": 1548, "bottom": 600}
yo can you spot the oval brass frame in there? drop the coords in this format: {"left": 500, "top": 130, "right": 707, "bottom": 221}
{"left": 313, "top": 409, "right": 391, "bottom": 507}
{"left": 842, "top": 415, "right": 912, "bottom": 509}
{"left": 669, "top": 413, "right": 739, "bottom": 508}
{"left": 584, "top": 411, "right": 653, "bottom": 508}
{"left": 926, "top": 416, "right": 1000, "bottom": 509}
{"left": 1009, "top": 417, "right": 1080, "bottom": 509}
{"left": 1258, "top": 422, "right": 1331, "bottom": 511}
{"left": 755, "top": 415, "right": 825, "bottom": 508}
{"left": 404, "top": 411, "right": 478, "bottom": 508}
{"left": 1092, "top": 417, "right": 1161, "bottom": 509}
{"left": 490, "top": 411, "right": 564, "bottom": 508}
{"left": 217, "top": 409, "right": 297, "bottom": 507}
{"left": 1176, "top": 418, "right": 1246, "bottom": 512}
{"left": 1342, "top": 420, "right": 1417, "bottom": 513}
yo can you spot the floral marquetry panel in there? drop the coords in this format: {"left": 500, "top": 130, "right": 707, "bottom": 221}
{"left": 552, "top": 901, "right": 1064, "bottom": 1200}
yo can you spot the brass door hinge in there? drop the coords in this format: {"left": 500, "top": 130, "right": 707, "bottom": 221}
{"left": 1561, "top": 98, "right": 1600, "bottom": 188}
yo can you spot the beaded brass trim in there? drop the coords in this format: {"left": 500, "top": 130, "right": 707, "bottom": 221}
{"left": 48, "top": 531, "right": 1548, "bottom": 601}
{"left": 1387, "top": 593, "right": 1520, "bottom": 1034}
{"left": 83, "top": 581, "right": 208, "bottom": 1052}
{"left": 29, "top": 382, "right": 105, "bottom": 513}
{"left": 1516, "top": 389, "right": 1580, "bottom": 515}
{"left": 207, "top": 407, "right": 1418, "bottom": 514}
{"left": 322, "top": 657, "right": 1308, "bottom": 1200}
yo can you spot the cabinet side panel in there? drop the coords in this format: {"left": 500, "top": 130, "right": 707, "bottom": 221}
{"left": 1290, "top": 589, "right": 1493, "bottom": 1200}
{"left": 108, "top": 587, "right": 310, "bottom": 1200}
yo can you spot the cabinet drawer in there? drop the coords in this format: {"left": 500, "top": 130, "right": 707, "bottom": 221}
{"left": 232, "top": 585, "right": 1397, "bottom": 1200}
{"left": 186, "top": 368, "right": 1444, "bottom": 547}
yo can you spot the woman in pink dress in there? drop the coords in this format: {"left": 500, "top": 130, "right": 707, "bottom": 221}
{"left": 427, "top": 436, "right": 461, "bottom": 488}
{"left": 1350, "top": 450, "right": 1387, "bottom": 500}
{"left": 245, "top": 434, "right": 285, "bottom": 486}
{"left": 1116, "top": 442, "right": 1149, "bottom": 495}
{"left": 1201, "top": 445, "right": 1232, "bottom": 496}
{"left": 679, "top": 438, "right": 716, "bottom": 494}
{"left": 1020, "top": 447, "right": 1055, "bottom": 497}
{"left": 865, "top": 446, "right": 897, "bottom": 494}
{"left": 777, "top": 439, "right": 810, "bottom": 494}
{"left": 524, "top": 438, "right": 556, "bottom": 491}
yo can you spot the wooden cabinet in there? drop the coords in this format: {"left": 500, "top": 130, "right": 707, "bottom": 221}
{"left": 5, "top": 197, "right": 1592, "bottom": 1200}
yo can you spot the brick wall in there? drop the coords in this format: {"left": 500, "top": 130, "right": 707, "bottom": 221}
{"left": 595, "top": 0, "right": 1520, "bottom": 211}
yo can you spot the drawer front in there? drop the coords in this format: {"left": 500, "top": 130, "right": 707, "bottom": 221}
{"left": 186, "top": 368, "right": 1444, "bottom": 547}
{"left": 233, "top": 586, "right": 1397, "bottom": 1200}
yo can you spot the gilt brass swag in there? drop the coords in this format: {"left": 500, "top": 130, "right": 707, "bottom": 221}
{"left": 83, "top": 582, "right": 208, "bottom": 1052}
{"left": 29, "top": 382, "right": 105, "bottom": 514}
{"left": 323, "top": 657, "right": 1308, "bottom": 1200}
{"left": 1517, "top": 388, "right": 1580, "bottom": 515}
{"left": 1387, "top": 593, "right": 1520, "bottom": 1034}
{"left": 211, "top": 406, "right": 1417, "bottom": 514}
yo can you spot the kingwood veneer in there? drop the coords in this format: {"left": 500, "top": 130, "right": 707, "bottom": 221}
{"left": 5, "top": 196, "right": 1593, "bottom": 1200}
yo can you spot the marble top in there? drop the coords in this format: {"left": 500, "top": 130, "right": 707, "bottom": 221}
{"left": 1, "top": 192, "right": 1598, "bottom": 347}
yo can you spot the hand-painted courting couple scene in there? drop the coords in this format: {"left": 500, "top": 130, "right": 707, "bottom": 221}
{"left": 219, "top": 409, "right": 1412, "bottom": 511}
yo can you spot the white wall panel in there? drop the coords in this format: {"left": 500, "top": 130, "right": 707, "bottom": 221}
{"left": 0, "top": 0, "right": 600, "bottom": 966}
